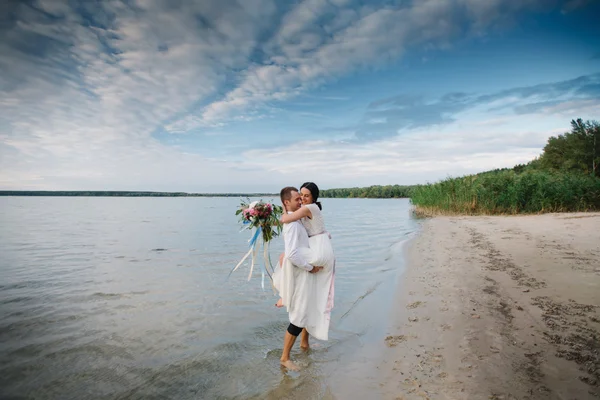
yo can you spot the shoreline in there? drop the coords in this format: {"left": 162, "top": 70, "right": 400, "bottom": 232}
{"left": 313, "top": 232, "right": 418, "bottom": 398}
{"left": 379, "top": 212, "right": 600, "bottom": 399}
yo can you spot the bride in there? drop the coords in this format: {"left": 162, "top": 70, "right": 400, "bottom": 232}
{"left": 273, "top": 182, "right": 336, "bottom": 341}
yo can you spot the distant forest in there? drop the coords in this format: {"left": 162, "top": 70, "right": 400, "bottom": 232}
{"left": 320, "top": 185, "right": 415, "bottom": 198}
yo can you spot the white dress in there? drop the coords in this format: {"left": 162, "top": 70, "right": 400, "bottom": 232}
{"left": 273, "top": 203, "right": 336, "bottom": 341}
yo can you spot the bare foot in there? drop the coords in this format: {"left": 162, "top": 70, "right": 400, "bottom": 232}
{"left": 280, "top": 359, "right": 300, "bottom": 371}
{"left": 301, "top": 342, "right": 322, "bottom": 350}
{"left": 275, "top": 298, "right": 283, "bottom": 308}
{"left": 300, "top": 329, "right": 309, "bottom": 350}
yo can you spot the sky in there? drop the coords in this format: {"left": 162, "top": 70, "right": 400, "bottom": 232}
{"left": 1, "top": 0, "right": 599, "bottom": 192}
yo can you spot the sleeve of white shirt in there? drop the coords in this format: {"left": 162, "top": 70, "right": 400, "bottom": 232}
{"left": 284, "top": 223, "right": 313, "bottom": 271}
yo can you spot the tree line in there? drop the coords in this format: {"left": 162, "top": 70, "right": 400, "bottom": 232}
{"left": 523, "top": 118, "right": 599, "bottom": 177}
{"left": 320, "top": 185, "right": 416, "bottom": 198}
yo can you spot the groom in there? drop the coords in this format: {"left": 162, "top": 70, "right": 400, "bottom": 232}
{"left": 279, "top": 186, "right": 323, "bottom": 371}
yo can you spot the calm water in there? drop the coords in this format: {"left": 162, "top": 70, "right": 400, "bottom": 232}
{"left": 0, "top": 197, "right": 419, "bottom": 399}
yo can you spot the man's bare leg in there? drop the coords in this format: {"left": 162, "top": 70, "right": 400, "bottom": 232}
{"left": 280, "top": 332, "right": 300, "bottom": 371}
{"left": 300, "top": 328, "right": 310, "bottom": 350}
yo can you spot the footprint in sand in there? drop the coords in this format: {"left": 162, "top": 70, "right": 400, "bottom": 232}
{"left": 407, "top": 301, "right": 425, "bottom": 309}
{"left": 385, "top": 335, "right": 407, "bottom": 347}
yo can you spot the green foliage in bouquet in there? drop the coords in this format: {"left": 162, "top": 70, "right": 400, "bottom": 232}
{"left": 235, "top": 199, "right": 284, "bottom": 243}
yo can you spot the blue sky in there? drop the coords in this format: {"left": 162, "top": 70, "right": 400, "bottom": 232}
{"left": 1, "top": 0, "right": 599, "bottom": 192}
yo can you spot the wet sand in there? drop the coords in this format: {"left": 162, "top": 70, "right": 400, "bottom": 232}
{"left": 380, "top": 213, "right": 600, "bottom": 399}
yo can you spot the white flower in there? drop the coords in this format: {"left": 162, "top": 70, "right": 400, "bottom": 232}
{"left": 248, "top": 201, "right": 259, "bottom": 209}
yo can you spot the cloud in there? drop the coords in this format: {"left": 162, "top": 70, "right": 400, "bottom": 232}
{"left": 346, "top": 73, "right": 600, "bottom": 141}
{"left": 1, "top": 0, "right": 596, "bottom": 190}
{"left": 480, "top": 73, "right": 600, "bottom": 103}
{"left": 353, "top": 92, "right": 473, "bottom": 140}
{"left": 179, "top": 0, "right": 561, "bottom": 130}
{"left": 240, "top": 116, "right": 563, "bottom": 186}
{"left": 0, "top": 0, "right": 278, "bottom": 189}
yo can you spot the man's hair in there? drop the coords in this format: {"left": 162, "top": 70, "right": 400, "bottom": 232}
{"left": 280, "top": 186, "right": 298, "bottom": 204}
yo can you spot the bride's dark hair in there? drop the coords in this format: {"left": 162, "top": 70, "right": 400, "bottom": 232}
{"left": 300, "top": 182, "right": 322, "bottom": 210}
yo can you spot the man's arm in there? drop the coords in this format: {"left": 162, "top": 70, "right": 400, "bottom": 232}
{"left": 284, "top": 223, "right": 313, "bottom": 271}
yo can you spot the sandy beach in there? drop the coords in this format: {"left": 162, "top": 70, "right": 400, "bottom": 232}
{"left": 380, "top": 213, "right": 600, "bottom": 399}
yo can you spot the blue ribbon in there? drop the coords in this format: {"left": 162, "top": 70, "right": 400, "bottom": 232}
{"left": 229, "top": 226, "right": 275, "bottom": 293}
{"left": 248, "top": 228, "right": 266, "bottom": 290}
{"left": 227, "top": 227, "right": 261, "bottom": 281}
{"left": 249, "top": 227, "right": 262, "bottom": 248}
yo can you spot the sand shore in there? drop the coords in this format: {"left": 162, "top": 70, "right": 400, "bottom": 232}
{"left": 380, "top": 213, "right": 600, "bottom": 399}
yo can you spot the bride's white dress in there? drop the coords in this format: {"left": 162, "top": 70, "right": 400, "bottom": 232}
{"left": 273, "top": 203, "right": 336, "bottom": 341}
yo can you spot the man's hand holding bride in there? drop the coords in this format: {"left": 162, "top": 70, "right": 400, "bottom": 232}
{"left": 309, "top": 266, "right": 323, "bottom": 273}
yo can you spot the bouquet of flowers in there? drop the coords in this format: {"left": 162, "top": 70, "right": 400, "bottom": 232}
{"left": 229, "top": 199, "right": 284, "bottom": 290}
{"left": 236, "top": 200, "right": 283, "bottom": 243}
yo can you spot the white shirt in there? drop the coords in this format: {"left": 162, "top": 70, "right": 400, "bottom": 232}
{"left": 284, "top": 219, "right": 313, "bottom": 271}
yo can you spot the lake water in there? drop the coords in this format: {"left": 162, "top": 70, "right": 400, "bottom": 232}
{"left": 0, "top": 197, "right": 420, "bottom": 399}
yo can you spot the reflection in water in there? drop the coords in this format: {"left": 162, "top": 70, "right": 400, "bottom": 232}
{"left": 0, "top": 197, "right": 418, "bottom": 399}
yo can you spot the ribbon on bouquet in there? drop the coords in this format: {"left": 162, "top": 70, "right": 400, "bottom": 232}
{"left": 228, "top": 226, "right": 277, "bottom": 292}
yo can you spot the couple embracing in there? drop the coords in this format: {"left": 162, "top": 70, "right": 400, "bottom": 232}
{"left": 272, "top": 182, "right": 336, "bottom": 371}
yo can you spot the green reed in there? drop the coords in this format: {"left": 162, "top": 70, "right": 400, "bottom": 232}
{"left": 410, "top": 170, "right": 600, "bottom": 216}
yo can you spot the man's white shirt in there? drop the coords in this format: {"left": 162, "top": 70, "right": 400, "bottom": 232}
{"left": 283, "top": 219, "right": 313, "bottom": 271}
